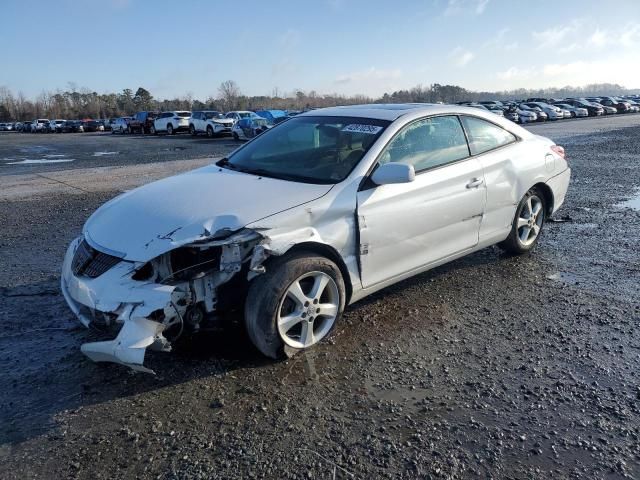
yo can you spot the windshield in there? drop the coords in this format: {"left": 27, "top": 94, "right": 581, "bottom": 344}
{"left": 205, "top": 111, "right": 224, "bottom": 119}
{"left": 238, "top": 112, "right": 253, "bottom": 118}
{"left": 220, "top": 115, "right": 390, "bottom": 184}
{"left": 176, "top": 111, "right": 191, "bottom": 117}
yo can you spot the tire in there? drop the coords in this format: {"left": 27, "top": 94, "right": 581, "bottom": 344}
{"left": 571, "top": 112, "right": 576, "bottom": 118}
{"left": 498, "top": 189, "right": 546, "bottom": 254}
{"left": 126, "top": 126, "right": 132, "bottom": 134}
{"left": 150, "top": 125, "right": 156, "bottom": 135}
{"left": 206, "top": 126, "right": 214, "bottom": 138}
{"left": 233, "top": 132, "right": 239, "bottom": 140}
{"left": 245, "top": 252, "right": 346, "bottom": 359}
{"left": 167, "top": 124, "right": 173, "bottom": 135}
{"left": 190, "top": 125, "right": 197, "bottom": 136}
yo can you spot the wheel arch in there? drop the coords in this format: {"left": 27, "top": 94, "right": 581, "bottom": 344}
{"left": 531, "top": 182, "right": 554, "bottom": 216}
{"left": 276, "top": 241, "right": 353, "bottom": 304}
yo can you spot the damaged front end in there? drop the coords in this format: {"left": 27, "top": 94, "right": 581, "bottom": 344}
{"left": 61, "top": 229, "right": 266, "bottom": 373}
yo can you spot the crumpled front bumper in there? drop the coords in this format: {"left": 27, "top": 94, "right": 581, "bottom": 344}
{"left": 61, "top": 237, "right": 180, "bottom": 373}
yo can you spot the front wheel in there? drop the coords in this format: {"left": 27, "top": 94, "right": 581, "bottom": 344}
{"left": 498, "top": 189, "right": 546, "bottom": 254}
{"left": 206, "top": 126, "right": 214, "bottom": 138}
{"left": 126, "top": 126, "right": 132, "bottom": 134}
{"left": 167, "top": 124, "right": 173, "bottom": 135}
{"left": 190, "top": 125, "right": 197, "bottom": 136}
{"left": 233, "top": 132, "right": 239, "bottom": 140}
{"left": 245, "top": 252, "right": 346, "bottom": 359}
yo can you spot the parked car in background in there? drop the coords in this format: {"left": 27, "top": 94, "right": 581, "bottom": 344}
{"left": 255, "top": 109, "right": 288, "bottom": 125}
{"left": 21, "top": 121, "right": 33, "bottom": 132}
{"left": 189, "top": 110, "right": 234, "bottom": 137}
{"left": 516, "top": 107, "right": 537, "bottom": 123}
{"left": 152, "top": 111, "right": 191, "bottom": 135}
{"left": 231, "top": 116, "right": 271, "bottom": 140}
{"left": 83, "top": 120, "right": 105, "bottom": 132}
{"left": 0, "top": 123, "right": 13, "bottom": 131}
{"left": 621, "top": 98, "right": 640, "bottom": 113}
{"left": 553, "top": 103, "right": 588, "bottom": 118}
{"left": 225, "top": 111, "right": 261, "bottom": 125}
{"left": 111, "top": 117, "right": 133, "bottom": 134}
{"left": 32, "top": 119, "right": 50, "bottom": 132}
{"left": 519, "top": 104, "right": 548, "bottom": 121}
{"left": 60, "top": 103, "right": 570, "bottom": 372}
{"left": 589, "top": 97, "right": 630, "bottom": 113}
{"left": 589, "top": 101, "right": 617, "bottom": 115}
{"left": 62, "top": 120, "right": 85, "bottom": 133}
{"left": 563, "top": 99, "right": 604, "bottom": 116}
{"left": 128, "top": 111, "right": 159, "bottom": 134}
{"left": 522, "top": 102, "right": 563, "bottom": 120}
{"left": 47, "top": 119, "right": 66, "bottom": 133}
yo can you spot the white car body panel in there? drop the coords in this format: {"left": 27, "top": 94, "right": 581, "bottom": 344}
{"left": 190, "top": 112, "right": 234, "bottom": 135}
{"left": 61, "top": 104, "right": 570, "bottom": 371}
{"left": 153, "top": 111, "right": 191, "bottom": 133}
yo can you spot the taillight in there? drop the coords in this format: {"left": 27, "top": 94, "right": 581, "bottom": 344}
{"left": 551, "top": 145, "right": 565, "bottom": 160}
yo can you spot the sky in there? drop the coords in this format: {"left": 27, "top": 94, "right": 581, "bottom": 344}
{"left": 1, "top": 0, "right": 639, "bottom": 100}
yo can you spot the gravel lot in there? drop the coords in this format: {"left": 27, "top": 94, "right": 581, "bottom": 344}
{"left": 1, "top": 117, "right": 639, "bottom": 479}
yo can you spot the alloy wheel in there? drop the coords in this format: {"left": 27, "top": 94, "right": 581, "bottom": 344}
{"left": 517, "top": 195, "right": 544, "bottom": 246}
{"left": 277, "top": 271, "right": 339, "bottom": 349}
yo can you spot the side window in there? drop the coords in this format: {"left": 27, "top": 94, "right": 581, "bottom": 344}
{"left": 379, "top": 115, "right": 469, "bottom": 172}
{"left": 461, "top": 116, "right": 517, "bottom": 155}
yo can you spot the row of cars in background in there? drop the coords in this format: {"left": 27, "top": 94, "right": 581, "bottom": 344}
{"left": 3, "top": 95, "right": 639, "bottom": 136}
{"left": 459, "top": 95, "right": 640, "bottom": 124}
{"left": 1, "top": 118, "right": 109, "bottom": 133}
{"left": 109, "top": 109, "right": 280, "bottom": 140}
{"left": 2, "top": 108, "right": 289, "bottom": 140}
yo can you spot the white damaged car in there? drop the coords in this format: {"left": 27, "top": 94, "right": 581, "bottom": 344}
{"left": 61, "top": 104, "right": 571, "bottom": 372}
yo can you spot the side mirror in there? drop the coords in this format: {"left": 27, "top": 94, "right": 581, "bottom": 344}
{"left": 370, "top": 162, "right": 415, "bottom": 186}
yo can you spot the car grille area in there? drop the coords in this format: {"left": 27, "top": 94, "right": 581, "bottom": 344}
{"left": 71, "top": 239, "right": 122, "bottom": 278}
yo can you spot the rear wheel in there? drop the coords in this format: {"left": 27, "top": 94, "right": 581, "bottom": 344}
{"left": 245, "top": 252, "right": 345, "bottom": 359}
{"left": 126, "top": 126, "right": 132, "bottom": 134}
{"left": 233, "top": 132, "right": 239, "bottom": 140}
{"left": 150, "top": 125, "right": 156, "bottom": 135}
{"left": 498, "top": 189, "right": 546, "bottom": 254}
{"left": 167, "top": 124, "right": 173, "bottom": 135}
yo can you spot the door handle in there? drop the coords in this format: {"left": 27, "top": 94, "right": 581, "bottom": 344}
{"left": 466, "top": 177, "right": 484, "bottom": 189}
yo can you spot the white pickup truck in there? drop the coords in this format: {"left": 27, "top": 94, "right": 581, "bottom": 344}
{"left": 189, "top": 111, "right": 234, "bottom": 137}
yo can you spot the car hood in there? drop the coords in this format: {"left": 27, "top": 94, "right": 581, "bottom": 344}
{"left": 83, "top": 164, "right": 333, "bottom": 261}
{"left": 212, "top": 118, "right": 233, "bottom": 124}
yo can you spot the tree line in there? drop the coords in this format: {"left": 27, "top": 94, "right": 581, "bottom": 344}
{"left": 0, "top": 81, "right": 637, "bottom": 122}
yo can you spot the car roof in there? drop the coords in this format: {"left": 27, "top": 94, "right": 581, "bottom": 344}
{"left": 298, "top": 103, "right": 477, "bottom": 121}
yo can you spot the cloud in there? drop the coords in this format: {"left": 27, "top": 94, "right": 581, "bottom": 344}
{"left": 483, "top": 28, "right": 518, "bottom": 51}
{"left": 449, "top": 47, "right": 474, "bottom": 67}
{"left": 334, "top": 67, "right": 402, "bottom": 85}
{"left": 443, "top": 0, "right": 489, "bottom": 16}
{"left": 589, "top": 28, "right": 608, "bottom": 47}
{"left": 475, "top": 0, "right": 489, "bottom": 14}
{"left": 532, "top": 20, "right": 582, "bottom": 49}
{"left": 497, "top": 67, "right": 534, "bottom": 81}
{"left": 331, "top": 67, "right": 403, "bottom": 97}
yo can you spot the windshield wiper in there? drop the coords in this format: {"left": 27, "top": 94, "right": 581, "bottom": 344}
{"left": 216, "top": 157, "right": 237, "bottom": 169}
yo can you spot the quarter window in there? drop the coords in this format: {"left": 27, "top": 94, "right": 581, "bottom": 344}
{"left": 461, "top": 116, "right": 517, "bottom": 155}
{"left": 379, "top": 115, "right": 469, "bottom": 172}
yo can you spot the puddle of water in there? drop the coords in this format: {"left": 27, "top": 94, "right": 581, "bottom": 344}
{"left": 7, "top": 158, "right": 75, "bottom": 165}
{"left": 616, "top": 194, "right": 640, "bottom": 211}
{"left": 546, "top": 272, "right": 579, "bottom": 285}
{"left": 92, "top": 151, "right": 119, "bottom": 157}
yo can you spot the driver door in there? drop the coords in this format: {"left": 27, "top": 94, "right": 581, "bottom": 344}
{"left": 356, "top": 115, "right": 486, "bottom": 288}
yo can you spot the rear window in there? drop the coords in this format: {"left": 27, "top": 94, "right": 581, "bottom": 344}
{"left": 176, "top": 112, "right": 191, "bottom": 117}
{"left": 461, "top": 116, "right": 517, "bottom": 156}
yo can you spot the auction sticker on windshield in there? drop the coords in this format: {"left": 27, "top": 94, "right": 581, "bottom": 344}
{"left": 342, "top": 124, "right": 383, "bottom": 134}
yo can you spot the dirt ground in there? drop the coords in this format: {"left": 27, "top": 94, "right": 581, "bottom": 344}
{"left": 0, "top": 117, "right": 639, "bottom": 479}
